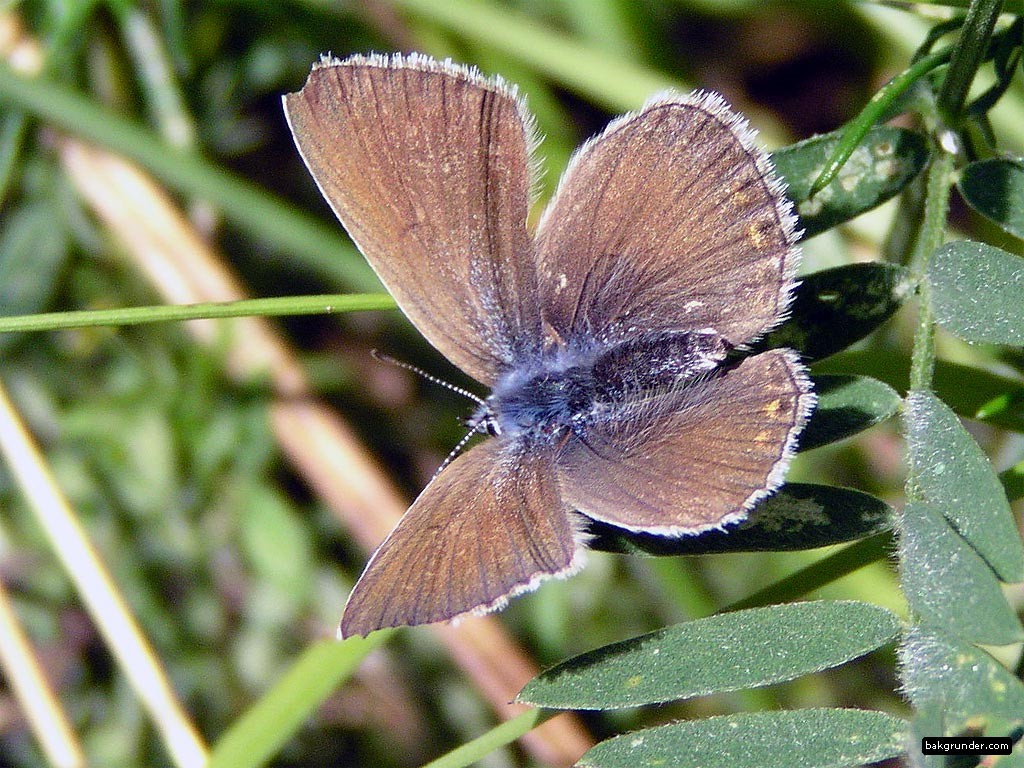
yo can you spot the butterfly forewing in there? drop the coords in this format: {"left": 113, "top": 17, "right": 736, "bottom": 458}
{"left": 555, "top": 350, "right": 814, "bottom": 534}
{"left": 284, "top": 54, "right": 542, "bottom": 385}
{"left": 535, "top": 93, "right": 799, "bottom": 351}
{"left": 340, "top": 438, "right": 579, "bottom": 638}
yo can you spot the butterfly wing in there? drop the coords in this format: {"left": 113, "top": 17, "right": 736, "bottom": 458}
{"left": 535, "top": 92, "right": 799, "bottom": 351}
{"left": 340, "top": 438, "right": 580, "bottom": 637}
{"left": 284, "top": 54, "right": 541, "bottom": 385}
{"left": 555, "top": 350, "right": 814, "bottom": 534}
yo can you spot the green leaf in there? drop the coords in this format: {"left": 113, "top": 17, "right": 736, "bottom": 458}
{"left": 1002, "top": 461, "right": 1024, "bottom": 503}
{"left": 588, "top": 483, "right": 892, "bottom": 556}
{"left": 798, "top": 374, "right": 901, "bottom": 451}
{"left": 905, "top": 391, "right": 1024, "bottom": 582}
{"left": 899, "top": 500, "right": 1024, "bottom": 646}
{"left": 518, "top": 601, "right": 900, "bottom": 709}
{"left": 761, "top": 263, "right": 912, "bottom": 361}
{"left": 900, "top": 626, "right": 1024, "bottom": 734}
{"left": 772, "top": 127, "right": 929, "bottom": 239}
{"left": 906, "top": 703, "right": 948, "bottom": 768}
{"left": 577, "top": 708, "right": 907, "bottom": 768}
{"left": 208, "top": 634, "right": 390, "bottom": 768}
{"left": 993, "top": 748, "right": 1024, "bottom": 767}
{"left": 929, "top": 241, "right": 1024, "bottom": 345}
{"left": 958, "top": 158, "right": 1024, "bottom": 239}
{"left": 0, "top": 202, "right": 69, "bottom": 351}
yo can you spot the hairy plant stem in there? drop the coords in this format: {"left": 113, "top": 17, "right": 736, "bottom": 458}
{"left": 907, "top": 0, "right": 1001, "bottom": 390}
{"left": 909, "top": 145, "right": 956, "bottom": 393}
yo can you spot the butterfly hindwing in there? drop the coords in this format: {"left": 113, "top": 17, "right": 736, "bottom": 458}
{"left": 340, "top": 438, "right": 580, "bottom": 637}
{"left": 555, "top": 350, "right": 814, "bottom": 534}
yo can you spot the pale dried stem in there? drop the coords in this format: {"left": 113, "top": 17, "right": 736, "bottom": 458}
{"left": 0, "top": 572, "right": 84, "bottom": 768}
{"left": 1, "top": 14, "right": 205, "bottom": 768}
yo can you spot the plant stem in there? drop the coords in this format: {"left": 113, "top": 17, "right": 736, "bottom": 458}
{"left": 0, "top": 294, "right": 396, "bottom": 334}
{"left": 908, "top": 137, "right": 957, "bottom": 392}
{"left": 420, "top": 709, "right": 554, "bottom": 768}
{"left": 811, "top": 46, "right": 952, "bottom": 194}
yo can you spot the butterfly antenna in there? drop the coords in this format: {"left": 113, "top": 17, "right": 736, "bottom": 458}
{"left": 430, "top": 420, "right": 486, "bottom": 480}
{"left": 371, "top": 350, "right": 487, "bottom": 406}
{"left": 372, "top": 350, "right": 496, "bottom": 480}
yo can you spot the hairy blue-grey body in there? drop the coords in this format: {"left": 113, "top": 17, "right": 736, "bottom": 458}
{"left": 484, "top": 331, "right": 731, "bottom": 442}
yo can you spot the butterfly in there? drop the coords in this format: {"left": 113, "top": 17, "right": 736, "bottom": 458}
{"left": 284, "top": 53, "right": 815, "bottom": 637}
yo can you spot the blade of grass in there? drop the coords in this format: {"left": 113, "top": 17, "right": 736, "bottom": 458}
{"left": 724, "top": 534, "right": 892, "bottom": 613}
{"left": 0, "top": 62, "right": 379, "bottom": 292}
{"left": 0, "top": 580, "right": 85, "bottom": 768}
{"left": 208, "top": 634, "right": 391, "bottom": 768}
{"left": 0, "top": 293, "right": 395, "bottom": 334}
{"left": 420, "top": 708, "right": 554, "bottom": 768}
{"left": 340, "top": 0, "right": 683, "bottom": 112}
{"left": 116, "top": 6, "right": 197, "bottom": 148}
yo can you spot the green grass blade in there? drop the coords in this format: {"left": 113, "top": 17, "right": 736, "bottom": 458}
{"left": 0, "top": 62, "right": 379, "bottom": 292}
{"left": 208, "top": 634, "right": 390, "bottom": 768}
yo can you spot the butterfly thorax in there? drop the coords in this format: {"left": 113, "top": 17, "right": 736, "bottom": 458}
{"left": 482, "top": 330, "right": 732, "bottom": 442}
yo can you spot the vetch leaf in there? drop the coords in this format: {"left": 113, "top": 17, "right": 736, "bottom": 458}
{"left": 761, "top": 263, "right": 912, "bottom": 361}
{"left": 906, "top": 703, "right": 948, "bottom": 768}
{"left": 799, "top": 374, "right": 902, "bottom": 451}
{"left": 900, "top": 625, "right": 1024, "bottom": 734}
{"left": 588, "top": 483, "right": 892, "bottom": 556}
{"left": 958, "top": 158, "right": 1024, "bottom": 239}
{"left": 577, "top": 708, "right": 907, "bottom": 768}
{"left": 518, "top": 601, "right": 900, "bottom": 709}
{"left": 905, "top": 391, "right": 1024, "bottom": 582}
{"left": 899, "top": 500, "right": 1023, "bottom": 646}
{"left": 773, "top": 126, "right": 929, "bottom": 239}
{"left": 929, "top": 241, "right": 1024, "bottom": 345}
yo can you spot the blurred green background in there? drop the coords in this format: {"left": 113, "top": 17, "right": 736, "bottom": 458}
{"left": 1, "top": 1, "right": 1021, "bottom": 766}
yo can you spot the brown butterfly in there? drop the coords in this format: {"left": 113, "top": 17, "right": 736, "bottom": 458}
{"left": 284, "top": 53, "right": 815, "bottom": 637}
